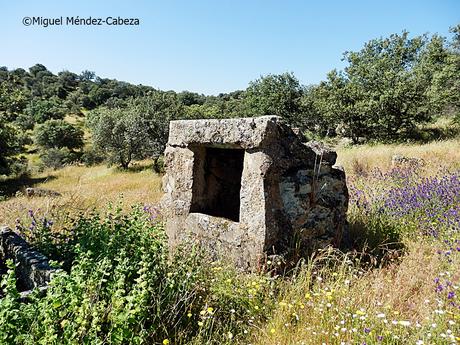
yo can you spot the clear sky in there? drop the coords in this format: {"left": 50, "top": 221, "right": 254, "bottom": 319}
{"left": 1, "top": 0, "right": 459, "bottom": 95}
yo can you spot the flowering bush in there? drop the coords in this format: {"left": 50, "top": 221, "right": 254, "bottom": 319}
{"left": 0, "top": 205, "right": 275, "bottom": 344}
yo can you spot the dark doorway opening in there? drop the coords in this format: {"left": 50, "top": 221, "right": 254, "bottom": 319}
{"left": 190, "top": 147, "right": 244, "bottom": 222}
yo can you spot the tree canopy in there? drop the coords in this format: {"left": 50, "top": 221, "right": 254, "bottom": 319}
{"left": 34, "top": 120, "right": 84, "bottom": 150}
{"left": 87, "top": 91, "right": 184, "bottom": 169}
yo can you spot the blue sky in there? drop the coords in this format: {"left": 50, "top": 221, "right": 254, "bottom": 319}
{"left": 1, "top": 0, "right": 459, "bottom": 94}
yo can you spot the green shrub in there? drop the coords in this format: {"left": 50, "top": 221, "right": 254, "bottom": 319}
{"left": 2, "top": 206, "right": 275, "bottom": 344}
{"left": 34, "top": 120, "right": 84, "bottom": 150}
{"left": 39, "top": 147, "right": 79, "bottom": 170}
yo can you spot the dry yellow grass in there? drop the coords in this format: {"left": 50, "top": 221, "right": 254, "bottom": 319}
{"left": 0, "top": 163, "right": 163, "bottom": 228}
{"left": 251, "top": 239, "right": 450, "bottom": 345}
{"left": 336, "top": 138, "right": 460, "bottom": 174}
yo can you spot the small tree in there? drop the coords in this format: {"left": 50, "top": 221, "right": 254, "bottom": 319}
{"left": 132, "top": 91, "right": 184, "bottom": 165}
{"left": 313, "top": 32, "right": 439, "bottom": 142}
{"left": 88, "top": 91, "right": 183, "bottom": 169}
{"left": 34, "top": 120, "right": 84, "bottom": 150}
{"left": 87, "top": 107, "right": 149, "bottom": 169}
{"left": 87, "top": 91, "right": 184, "bottom": 169}
{"left": 243, "top": 72, "right": 305, "bottom": 126}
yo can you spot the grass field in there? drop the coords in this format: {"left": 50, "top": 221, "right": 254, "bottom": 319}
{"left": 0, "top": 139, "right": 459, "bottom": 344}
{"left": 0, "top": 162, "right": 163, "bottom": 229}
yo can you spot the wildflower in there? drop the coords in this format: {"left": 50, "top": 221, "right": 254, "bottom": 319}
{"left": 198, "top": 321, "right": 204, "bottom": 327}
{"left": 376, "top": 313, "right": 385, "bottom": 318}
{"left": 228, "top": 332, "right": 233, "bottom": 339}
{"left": 187, "top": 312, "right": 192, "bottom": 318}
{"left": 270, "top": 328, "right": 276, "bottom": 334}
{"left": 163, "top": 340, "right": 170, "bottom": 345}
{"left": 398, "top": 320, "right": 411, "bottom": 326}
{"left": 448, "top": 291, "right": 455, "bottom": 299}
{"left": 207, "top": 307, "right": 214, "bottom": 314}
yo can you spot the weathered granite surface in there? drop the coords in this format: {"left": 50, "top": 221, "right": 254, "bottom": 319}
{"left": 161, "top": 116, "right": 348, "bottom": 270}
{"left": 0, "top": 226, "right": 57, "bottom": 291}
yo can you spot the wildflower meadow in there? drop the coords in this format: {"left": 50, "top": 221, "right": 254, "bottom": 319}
{"left": 0, "top": 153, "right": 459, "bottom": 344}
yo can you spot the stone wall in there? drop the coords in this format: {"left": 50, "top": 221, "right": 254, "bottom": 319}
{"left": 0, "top": 226, "right": 57, "bottom": 292}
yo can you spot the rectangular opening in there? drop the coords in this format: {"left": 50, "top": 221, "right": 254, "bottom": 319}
{"left": 190, "top": 147, "right": 244, "bottom": 222}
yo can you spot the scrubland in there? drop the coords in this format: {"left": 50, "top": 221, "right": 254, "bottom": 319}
{"left": 0, "top": 140, "right": 459, "bottom": 345}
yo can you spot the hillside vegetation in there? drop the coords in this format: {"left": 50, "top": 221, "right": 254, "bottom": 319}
{"left": 1, "top": 26, "right": 459, "bottom": 178}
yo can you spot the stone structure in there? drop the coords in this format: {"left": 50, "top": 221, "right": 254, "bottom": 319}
{"left": 25, "top": 187, "right": 61, "bottom": 197}
{"left": 0, "top": 226, "right": 57, "bottom": 292}
{"left": 161, "top": 116, "right": 348, "bottom": 269}
{"left": 391, "top": 154, "right": 425, "bottom": 169}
